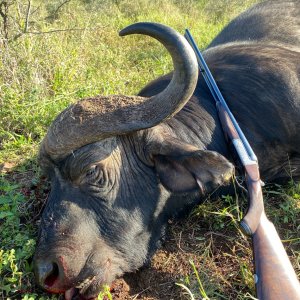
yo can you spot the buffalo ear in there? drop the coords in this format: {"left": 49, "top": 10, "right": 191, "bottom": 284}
{"left": 150, "top": 137, "right": 234, "bottom": 194}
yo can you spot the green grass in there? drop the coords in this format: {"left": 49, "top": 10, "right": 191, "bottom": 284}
{"left": 0, "top": 177, "right": 37, "bottom": 299}
{"left": 0, "top": 0, "right": 258, "bottom": 164}
{"left": 1, "top": 0, "right": 299, "bottom": 299}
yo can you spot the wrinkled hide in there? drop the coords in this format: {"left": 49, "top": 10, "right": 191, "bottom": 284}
{"left": 34, "top": 1, "right": 300, "bottom": 299}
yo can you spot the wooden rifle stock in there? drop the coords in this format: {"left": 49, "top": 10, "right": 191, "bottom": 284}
{"left": 251, "top": 185, "right": 300, "bottom": 299}
{"left": 217, "top": 103, "right": 300, "bottom": 299}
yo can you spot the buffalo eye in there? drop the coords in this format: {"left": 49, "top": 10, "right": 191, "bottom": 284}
{"left": 86, "top": 165, "right": 100, "bottom": 180}
{"left": 85, "top": 165, "right": 105, "bottom": 186}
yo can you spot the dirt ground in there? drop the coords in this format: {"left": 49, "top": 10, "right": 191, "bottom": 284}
{"left": 108, "top": 216, "right": 254, "bottom": 300}
{"left": 110, "top": 224, "right": 197, "bottom": 300}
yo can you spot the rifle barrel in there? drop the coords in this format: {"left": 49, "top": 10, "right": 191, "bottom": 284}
{"left": 184, "top": 29, "right": 257, "bottom": 162}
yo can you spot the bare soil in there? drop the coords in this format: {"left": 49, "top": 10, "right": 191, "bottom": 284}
{"left": 108, "top": 215, "right": 254, "bottom": 300}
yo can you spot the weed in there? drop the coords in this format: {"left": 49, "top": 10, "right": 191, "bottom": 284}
{"left": 0, "top": 177, "right": 36, "bottom": 298}
{"left": 97, "top": 285, "right": 113, "bottom": 300}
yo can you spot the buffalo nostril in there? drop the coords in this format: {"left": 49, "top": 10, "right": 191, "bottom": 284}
{"left": 35, "top": 261, "right": 59, "bottom": 288}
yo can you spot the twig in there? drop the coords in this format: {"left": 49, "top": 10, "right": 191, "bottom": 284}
{"left": 12, "top": 28, "right": 86, "bottom": 41}
{"left": 176, "top": 283, "right": 195, "bottom": 300}
{"left": 47, "top": 0, "right": 71, "bottom": 20}
{"left": 24, "top": 0, "right": 31, "bottom": 33}
{"left": 131, "top": 287, "right": 151, "bottom": 300}
{"left": 177, "top": 230, "right": 185, "bottom": 252}
{"left": 204, "top": 231, "right": 232, "bottom": 239}
{"left": 12, "top": 26, "right": 104, "bottom": 42}
{"left": 0, "top": 1, "right": 10, "bottom": 41}
{"left": 22, "top": 27, "right": 87, "bottom": 35}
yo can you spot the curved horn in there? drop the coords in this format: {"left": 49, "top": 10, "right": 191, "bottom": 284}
{"left": 41, "top": 22, "right": 198, "bottom": 161}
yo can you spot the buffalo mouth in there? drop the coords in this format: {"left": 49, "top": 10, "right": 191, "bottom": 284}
{"left": 36, "top": 258, "right": 112, "bottom": 300}
{"left": 64, "top": 277, "right": 98, "bottom": 300}
{"left": 51, "top": 274, "right": 108, "bottom": 300}
{"left": 65, "top": 287, "right": 94, "bottom": 300}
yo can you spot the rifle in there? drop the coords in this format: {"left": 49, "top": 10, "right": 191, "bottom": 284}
{"left": 184, "top": 29, "right": 300, "bottom": 300}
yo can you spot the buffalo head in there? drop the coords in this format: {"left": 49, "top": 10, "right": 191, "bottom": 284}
{"left": 34, "top": 22, "right": 233, "bottom": 299}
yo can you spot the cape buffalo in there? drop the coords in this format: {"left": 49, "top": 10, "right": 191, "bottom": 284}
{"left": 34, "top": 1, "right": 300, "bottom": 299}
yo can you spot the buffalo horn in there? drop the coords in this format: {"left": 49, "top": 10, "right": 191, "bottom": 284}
{"left": 41, "top": 22, "right": 198, "bottom": 161}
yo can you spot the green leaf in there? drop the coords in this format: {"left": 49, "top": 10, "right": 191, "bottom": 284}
{"left": 0, "top": 212, "right": 14, "bottom": 219}
{"left": 0, "top": 196, "right": 13, "bottom": 205}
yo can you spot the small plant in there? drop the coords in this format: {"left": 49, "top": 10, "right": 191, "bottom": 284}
{"left": 177, "top": 260, "right": 210, "bottom": 300}
{"left": 193, "top": 191, "right": 244, "bottom": 233}
{"left": 97, "top": 285, "right": 113, "bottom": 300}
{"left": 0, "top": 177, "right": 37, "bottom": 298}
{"left": 265, "top": 181, "right": 300, "bottom": 229}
